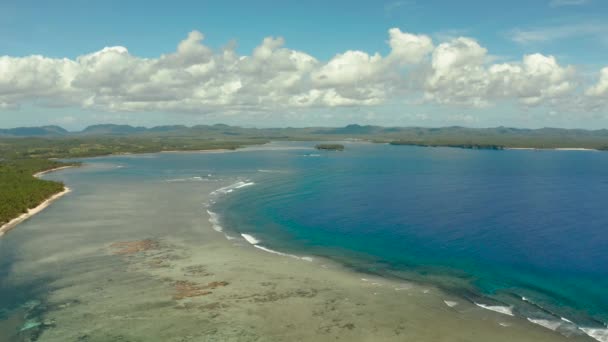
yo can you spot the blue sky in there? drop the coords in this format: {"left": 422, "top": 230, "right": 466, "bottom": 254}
{"left": 1, "top": 0, "right": 607, "bottom": 129}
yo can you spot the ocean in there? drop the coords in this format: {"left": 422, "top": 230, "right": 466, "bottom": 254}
{"left": 1, "top": 141, "right": 607, "bottom": 341}
{"left": 211, "top": 142, "right": 608, "bottom": 339}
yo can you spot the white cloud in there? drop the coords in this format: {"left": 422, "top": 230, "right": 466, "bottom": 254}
{"left": 549, "top": 0, "right": 589, "bottom": 7}
{"left": 0, "top": 29, "right": 605, "bottom": 115}
{"left": 586, "top": 67, "right": 608, "bottom": 98}
{"left": 509, "top": 22, "right": 608, "bottom": 44}
{"left": 423, "top": 38, "right": 576, "bottom": 107}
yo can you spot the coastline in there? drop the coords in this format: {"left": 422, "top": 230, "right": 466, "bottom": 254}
{"left": 33, "top": 165, "right": 76, "bottom": 178}
{"left": 0, "top": 153, "right": 594, "bottom": 341}
{"left": 0, "top": 165, "right": 75, "bottom": 237}
{"left": 159, "top": 148, "right": 233, "bottom": 154}
{"left": 506, "top": 147, "right": 598, "bottom": 151}
{"left": 0, "top": 187, "right": 71, "bottom": 237}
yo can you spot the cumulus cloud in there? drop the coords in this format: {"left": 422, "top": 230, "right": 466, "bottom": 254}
{"left": 0, "top": 28, "right": 605, "bottom": 114}
{"left": 423, "top": 38, "right": 576, "bottom": 107}
{"left": 587, "top": 67, "right": 608, "bottom": 97}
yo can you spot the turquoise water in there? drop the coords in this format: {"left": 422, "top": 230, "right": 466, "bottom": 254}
{"left": 211, "top": 142, "right": 608, "bottom": 335}
{"left": 1, "top": 141, "right": 607, "bottom": 340}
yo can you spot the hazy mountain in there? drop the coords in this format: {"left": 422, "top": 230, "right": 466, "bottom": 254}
{"left": 80, "top": 124, "right": 148, "bottom": 135}
{"left": 0, "top": 125, "right": 68, "bottom": 136}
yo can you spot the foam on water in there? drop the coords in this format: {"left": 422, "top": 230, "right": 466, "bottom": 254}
{"left": 444, "top": 300, "right": 459, "bottom": 308}
{"left": 211, "top": 181, "right": 255, "bottom": 196}
{"left": 241, "top": 233, "right": 261, "bottom": 245}
{"left": 253, "top": 245, "right": 313, "bottom": 261}
{"left": 207, "top": 210, "right": 223, "bottom": 232}
{"left": 526, "top": 318, "right": 563, "bottom": 331}
{"left": 579, "top": 327, "right": 608, "bottom": 342}
{"left": 580, "top": 327, "right": 608, "bottom": 342}
{"left": 474, "top": 303, "right": 514, "bottom": 316}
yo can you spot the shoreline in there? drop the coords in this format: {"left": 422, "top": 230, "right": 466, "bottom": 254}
{"left": 33, "top": 165, "right": 76, "bottom": 178}
{"left": 0, "top": 165, "right": 76, "bottom": 237}
{"left": 0, "top": 152, "right": 590, "bottom": 341}
{"left": 506, "top": 147, "right": 598, "bottom": 151}
{"left": 0, "top": 187, "right": 71, "bottom": 237}
{"left": 159, "top": 148, "right": 234, "bottom": 154}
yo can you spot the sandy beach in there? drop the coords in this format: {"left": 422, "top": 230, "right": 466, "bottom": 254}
{"left": 33, "top": 166, "right": 76, "bottom": 178}
{"left": 506, "top": 147, "right": 599, "bottom": 151}
{"left": 0, "top": 166, "right": 74, "bottom": 237}
{"left": 0, "top": 187, "right": 71, "bottom": 237}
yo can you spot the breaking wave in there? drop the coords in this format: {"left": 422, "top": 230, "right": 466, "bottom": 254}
{"left": 210, "top": 181, "right": 255, "bottom": 195}
{"left": 474, "top": 303, "right": 514, "bottom": 316}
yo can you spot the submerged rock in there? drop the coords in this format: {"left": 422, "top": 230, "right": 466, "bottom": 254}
{"left": 173, "top": 280, "right": 229, "bottom": 300}
{"left": 109, "top": 239, "right": 158, "bottom": 255}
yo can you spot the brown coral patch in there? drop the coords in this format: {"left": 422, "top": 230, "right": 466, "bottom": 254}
{"left": 109, "top": 239, "right": 158, "bottom": 255}
{"left": 173, "top": 280, "right": 229, "bottom": 300}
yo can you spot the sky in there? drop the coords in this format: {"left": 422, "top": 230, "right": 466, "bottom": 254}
{"left": 1, "top": 0, "right": 608, "bottom": 130}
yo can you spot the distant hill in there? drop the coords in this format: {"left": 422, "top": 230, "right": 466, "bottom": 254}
{"left": 318, "top": 124, "right": 378, "bottom": 135}
{"left": 0, "top": 125, "right": 68, "bottom": 136}
{"left": 80, "top": 124, "right": 148, "bottom": 135}
{"left": 2, "top": 123, "right": 608, "bottom": 150}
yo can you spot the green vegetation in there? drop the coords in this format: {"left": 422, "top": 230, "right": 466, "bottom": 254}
{"left": 0, "top": 136, "right": 267, "bottom": 160}
{"left": 390, "top": 141, "right": 504, "bottom": 150}
{"left": 4, "top": 123, "right": 608, "bottom": 150}
{"left": 0, "top": 159, "right": 75, "bottom": 226}
{"left": 0, "top": 132, "right": 269, "bottom": 230}
{"left": 3, "top": 122, "right": 608, "bottom": 230}
{"left": 316, "top": 144, "right": 345, "bottom": 151}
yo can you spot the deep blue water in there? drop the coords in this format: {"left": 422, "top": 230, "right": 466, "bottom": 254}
{"left": 213, "top": 142, "right": 608, "bottom": 328}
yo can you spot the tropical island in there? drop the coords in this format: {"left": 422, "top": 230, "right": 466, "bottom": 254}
{"left": 315, "top": 144, "right": 345, "bottom": 151}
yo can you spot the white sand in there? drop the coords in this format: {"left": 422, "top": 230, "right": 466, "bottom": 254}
{"left": 0, "top": 165, "right": 74, "bottom": 237}
{"left": 0, "top": 187, "right": 71, "bottom": 237}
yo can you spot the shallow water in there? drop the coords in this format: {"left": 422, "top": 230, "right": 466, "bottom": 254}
{"left": 0, "top": 142, "right": 603, "bottom": 341}
{"left": 215, "top": 142, "right": 608, "bottom": 338}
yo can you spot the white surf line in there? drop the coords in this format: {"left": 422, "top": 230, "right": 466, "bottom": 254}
{"left": 206, "top": 210, "right": 224, "bottom": 232}
{"left": 580, "top": 327, "right": 608, "bottom": 342}
{"left": 0, "top": 187, "right": 71, "bottom": 237}
{"left": 526, "top": 318, "right": 563, "bottom": 332}
{"left": 241, "top": 233, "right": 261, "bottom": 245}
{"left": 240, "top": 233, "right": 313, "bottom": 262}
{"left": 210, "top": 181, "right": 255, "bottom": 195}
{"left": 474, "top": 303, "right": 514, "bottom": 316}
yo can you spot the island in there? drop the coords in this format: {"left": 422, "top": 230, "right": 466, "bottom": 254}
{"left": 389, "top": 141, "right": 505, "bottom": 150}
{"left": 315, "top": 144, "right": 345, "bottom": 151}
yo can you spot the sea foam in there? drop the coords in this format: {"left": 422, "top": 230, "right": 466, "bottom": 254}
{"left": 241, "top": 233, "right": 260, "bottom": 245}
{"left": 527, "top": 318, "right": 563, "bottom": 331}
{"left": 253, "top": 245, "right": 313, "bottom": 262}
{"left": 211, "top": 181, "right": 255, "bottom": 195}
{"left": 580, "top": 327, "right": 608, "bottom": 342}
{"left": 474, "top": 303, "right": 514, "bottom": 316}
{"left": 206, "top": 210, "right": 223, "bottom": 232}
{"left": 444, "top": 300, "right": 459, "bottom": 308}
